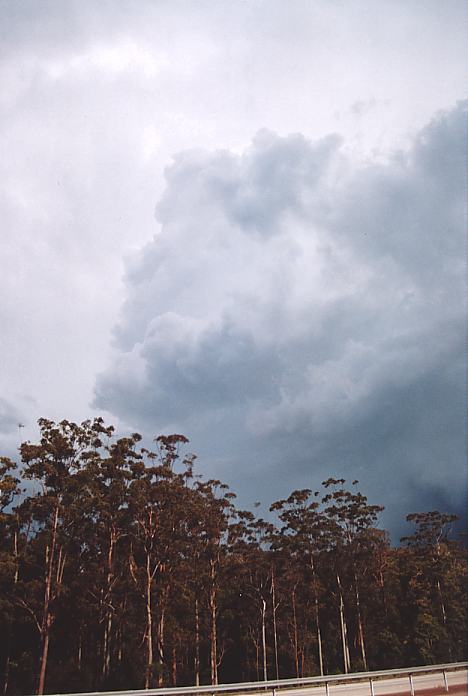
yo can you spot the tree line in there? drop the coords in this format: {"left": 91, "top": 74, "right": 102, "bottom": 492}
{"left": 0, "top": 418, "right": 466, "bottom": 695}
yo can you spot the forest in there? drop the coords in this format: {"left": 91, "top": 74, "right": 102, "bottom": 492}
{"left": 0, "top": 418, "right": 466, "bottom": 695}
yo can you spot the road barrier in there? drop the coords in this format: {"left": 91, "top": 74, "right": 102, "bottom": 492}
{"left": 48, "top": 661, "right": 468, "bottom": 696}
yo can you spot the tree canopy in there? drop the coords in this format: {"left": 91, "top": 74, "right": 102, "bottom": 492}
{"left": 0, "top": 419, "right": 466, "bottom": 695}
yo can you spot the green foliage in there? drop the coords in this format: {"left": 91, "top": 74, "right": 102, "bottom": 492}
{"left": 0, "top": 419, "right": 466, "bottom": 694}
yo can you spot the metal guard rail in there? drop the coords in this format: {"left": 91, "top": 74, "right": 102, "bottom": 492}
{"left": 48, "top": 661, "right": 468, "bottom": 696}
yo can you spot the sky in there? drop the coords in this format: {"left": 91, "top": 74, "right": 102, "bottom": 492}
{"left": 1, "top": 0, "right": 467, "bottom": 538}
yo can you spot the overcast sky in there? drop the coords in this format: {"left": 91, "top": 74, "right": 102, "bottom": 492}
{"left": 1, "top": 0, "right": 467, "bottom": 537}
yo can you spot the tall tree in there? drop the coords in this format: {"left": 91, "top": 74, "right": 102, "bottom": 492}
{"left": 193, "top": 478, "right": 236, "bottom": 685}
{"left": 17, "top": 419, "right": 107, "bottom": 694}
{"left": 401, "top": 511, "right": 464, "bottom": 664}
{"left": 322, "top": 478, "right": 383, "bottom": 672}
{"left": 271, "top": 490, "right": 326, "bottom": 676}
{"left": 128, "top": 434, "right": 194, "bottom": 688}
{"left": 1, "top": 418, "right": 467, "bottom": 691}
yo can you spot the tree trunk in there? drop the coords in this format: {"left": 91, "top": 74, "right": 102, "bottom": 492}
{"left": 336, "top": 573, "right": 350, "bottom": 674}
{"left": 251, "top": 630, "right": 260, "bottom": 681}
{"left": 209, "top": 558, "right": 218, "bottom": 685}
{"left": 172, "top": 645, "right": 177, "bottom": 686}
{"left": 37, "top": 505, "right": 59, "bottom": 695}
{"left": 157, "top": 607, "right": 166, "bottom": 687}
{"left": 194, "top": 599, "right": 200, "bottom": 686}
{"left": 434, "top": 541, "right": 452, "bottom": 660}
{"left": 102, "top": 608, "right": 112, "bottom": 679}
{"left": 436, "top": 579, "right": 452, "bottom": 659}
{"left": 310, "top": 557, "right": 324, "bottom": 676}
{"left": 77, "top": 631, "right": 82, "bottom": 670}
{"left": 145, "top": 553, "right": 154, "bottom": 689}
{"left": 437, "top": 579, "right": 448, "bottom": 626}
{"left": 209, "top": 584, "right": 218, "bottom": 685}
{"left": 102, "top": 529, "right": 116, "bottom": 681}
{"left": 378, "top": 567, "right": 388, "bottom": 619}
{"left": 292, "top": 587, "right": 299, "bottom": 678}
{"left": 356, "top": 609, "right": 367, "bottom": 670}
{"left": 37, "top": 621, "right": 51, "bottom": 696}
{"left": 255, "top": 639, "right": 260, "bottom": 682}
{"left": 315, "top": 598, "right": 324, "bottom": 676}
{"left": 261, "top": 597, "right": 268, "bottom": 681}
{"left": 353, "top": 573, "right": 367, "bottom": 670}
{"left": 271, "top": 567, "right": 280, "bottom": 679}
{"left": 117, "top": 596, "right": 127, "bottom": 665}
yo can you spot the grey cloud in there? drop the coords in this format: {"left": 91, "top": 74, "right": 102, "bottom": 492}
{"left": 155, "top": 132, "right": 341, "bottom": 238}
{"left": 99, "top": 314, "right": 283, "bottom": 425}
{"left": 326, "top": 106, "right": 466, "bottom": 282}
{"left": 224, "top": 132, "right": 341, "bottom": 235}
{"left": 0, "top": 398, "right": 22, "bottom": 435}
{"left": 91, "top": 102, "right": 466, "bottom": 535}
{"left": 1, "top": 0, "right": 466, "bottom": 544}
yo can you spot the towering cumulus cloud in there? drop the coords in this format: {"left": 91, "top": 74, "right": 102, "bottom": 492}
{"left": 94, "top": 103, "right": 466, "bottom": 534}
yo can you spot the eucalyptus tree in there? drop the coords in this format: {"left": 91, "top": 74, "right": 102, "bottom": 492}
{"left": 400, "top": 511, "right": 464, "bottom": 663}
{"left": 229, "top": 514, "right": 275, "bottom": 681}
{"left": 192, "top": 478, "right": 236, "bottom": 685}
{"left": 0, "top": 458, "right": 20, "bottom": 519}
{"left": 359, "top": 528, "right": 402, "bottom": 669}
{"left": 271, "top": 489, "right": 327, "bottom": 676}
{"left": 127, "top": 434, "right": 195, "bottom": 688}
{"left": 178, "top": 477, "right": 222, "bottom": 686}
{"left": 1, "top": 417, "right": 467, "bottom": 690}
{"left": 73, "top": 425, "right": 137, "bottom": 687}
{"left": 322, "top": 478, "right": 383, "bottom": 673}
{"left": 16, "top": 418, "right": 109, "bottom": 694}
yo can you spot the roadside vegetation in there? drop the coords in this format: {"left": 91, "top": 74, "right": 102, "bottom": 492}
{"left": 1, "top": 419, "right": 466, "bottom": 694}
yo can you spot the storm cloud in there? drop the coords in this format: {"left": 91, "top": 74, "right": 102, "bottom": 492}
{"left": 94, "top": 103, "right": 467, "bottom": 535}
{"left": 0, "top": 1, "right": 466, "bottom": 538}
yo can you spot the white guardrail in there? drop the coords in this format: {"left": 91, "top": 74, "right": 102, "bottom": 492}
{"left": 48, "top": 662, "right": 468, "bottom": 696}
